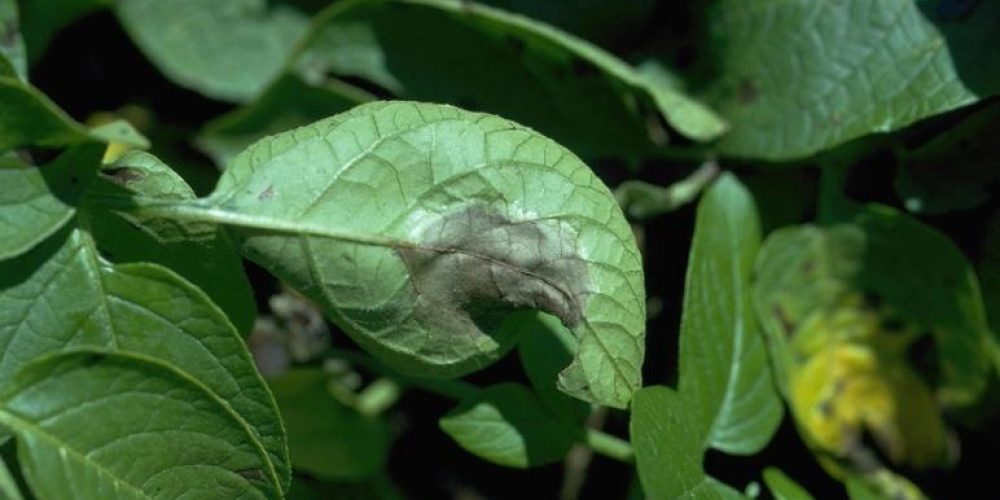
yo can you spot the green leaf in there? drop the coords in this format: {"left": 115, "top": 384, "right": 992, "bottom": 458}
{"left": 268, "top": 369, "right": 389, "bottom": 481}
{"left": 0, "top": 0, "right": 26, "bottom": 81}
{"left": 762, "top": 468, "right": 814, "bottom": 500}
{"left": 89, "top": 119, "right": 151, "bottom": 151}
{"left": 0, "top": 76, "right": 90, "bottom": 151}
{"left": 678, "top": 173, "right": 782, "bottom": 454}
{"left": 0, "top": 227, "right": 290, "bottom": 491}
{"left": 0, "top": 350, "right": 279, "bottom": 499}
{"left": 115, "top": 0, "right": 309, "bottom": 102}
{"left": 0, "top": 453, "right": 23, "bottom": 500}
{"left": 516, "top": 311, "right": 590, "bottom": 424}
{"left": 632, "top": 175, "right": 778, "bottom": 499}
{"left": 631, "top": 387, "right": 746, "bottom": 500}
{"left": 197, "top": 75, "right": 369, "bottom": 169}
{"left": 439, "top": 383, "right": 578, "bottom": 468}
{"left": 705, "top": 0, "right": 1000, "bottom": 160}
{"left": 480, "top": 0, "right": 654, "bottom": 48}
{"left": 0, "top": 143, "right": 103, "bottom": 260}
{"left": 84, "top": 150, "right": 257, "bottom": 334}
{"left": 293, "top": 0, "right": 725, "bottom": 159}
{"left": 116, "top": 101, "right": 645, "bottom": 409}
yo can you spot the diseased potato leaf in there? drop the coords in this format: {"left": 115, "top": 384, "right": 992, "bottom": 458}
{"left": 104, "top": 101, "right": 646, "bottom": 409}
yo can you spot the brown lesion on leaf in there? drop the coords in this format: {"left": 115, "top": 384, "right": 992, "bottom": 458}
{"left": 100, "top": 166, "right": 146, "bottom": 186}
{"left": 737, "top": 77, "right": 759, "bottom": 105}
{"left": 398, "top": 204, "right": 589, "bottom": 338}
{"left": 0, "top": 20, "right": 19, "bottom": 48}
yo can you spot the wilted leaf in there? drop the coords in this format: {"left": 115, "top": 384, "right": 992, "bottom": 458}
{"left": 0, "top": 350, "right": 279, "bottom": 499}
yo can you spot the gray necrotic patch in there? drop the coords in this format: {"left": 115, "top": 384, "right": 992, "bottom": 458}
{"left": 399, "top": 204, "right": 589, "bottom": 337}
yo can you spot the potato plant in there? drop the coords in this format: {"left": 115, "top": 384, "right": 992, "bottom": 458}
{"left": 1, "top": 0, "right": 998, "bottom": 498}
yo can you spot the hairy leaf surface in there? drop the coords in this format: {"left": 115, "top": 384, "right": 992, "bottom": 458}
{"left": 0, "top": 351, "right": 279, "bottom": 499}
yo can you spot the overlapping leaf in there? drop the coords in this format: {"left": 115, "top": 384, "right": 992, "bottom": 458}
{"left": 632, "top": 175, "right": 781, "bottom": 498}
{"left": 85, "top": 151, "right": 257, "bottom": 334}
{"left": 0, "top": 351, "right": 279, "bottom": 498}
{"left": 0, "top": 0, "right": 26, "bottom": 81}
{"left": 111, "top": 101, "right": 646, "bottom": 409}
{"left": 291, "top": 0, "right": 724, "bottom": 159}
{"left": 114, "top": 0, "right": 309, "bottom": 102}
{"left": 704, "top": 0, "right": 1000, "bottom": 160}
{"left": 439, "top": 383, "right": 579, "bottom": 468}
{"left": 268, "top": 369, "right": 390, "bottom": 481}
{"left": 0, "top": 226, "right": 289, "bottom": 490}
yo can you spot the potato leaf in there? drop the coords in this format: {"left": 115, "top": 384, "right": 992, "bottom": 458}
{"left": 0, "top": 227, "right": 290, "bottom": 491}
{"left": 705, "top": 0, "right": 1000, "bottom": 160}
{"left": 632, "top": 175, "right": 780, "bottom": 498}
{"left": 106, "top": 101, "right": 646, "bottom": 409}
{"left": 0, "top": 350, "right": 280, "bottom": 499}
{"left": 292, "top": 0, "right": 725, "bottom": 159}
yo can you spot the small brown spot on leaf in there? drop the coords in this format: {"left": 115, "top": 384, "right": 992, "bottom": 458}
{"left": 258, "top": 185, "right": 274, "bottom": 200}
{"left": 101, "top": 167, "right": 145, "bottom": 186}
{"left": 0, "top": 20, "right": 19, "bottom": 47}
{"left": 773, "top": 304, "right": 796, "bottom": 335}
{"left": 234, "top": 468, "right": 266, "bottom": 481}
{"left": 738, "top": 78, "right": 759, "bottom": 105}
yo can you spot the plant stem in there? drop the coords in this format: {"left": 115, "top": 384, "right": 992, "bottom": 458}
{"left": 323, "top": 347, "right": 636, "bottom": 463}
{"left": 356, "top": 377, "right": 402, "bottom": 417}
{"left": 583, "top": 428, "right": 634, "bottom": 463}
